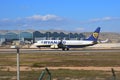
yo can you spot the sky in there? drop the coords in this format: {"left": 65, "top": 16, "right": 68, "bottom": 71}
{"left": 0, "top": 0, "right": 120, "bottom": 32}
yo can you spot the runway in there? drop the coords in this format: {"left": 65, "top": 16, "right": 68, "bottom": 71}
{"left": 0, "top": 48, "right": 120, "bottom": 53}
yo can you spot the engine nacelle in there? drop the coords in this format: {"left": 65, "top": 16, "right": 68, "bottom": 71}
{"left": 50, "top": 44, "right": 59, "bottom": 49}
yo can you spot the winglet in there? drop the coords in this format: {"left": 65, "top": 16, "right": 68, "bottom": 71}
{"left": 87, "top": 27, "right": 101, "bottom": 42}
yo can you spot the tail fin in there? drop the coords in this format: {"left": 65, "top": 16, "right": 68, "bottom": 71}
{"left": 87, "top": 27, "right": 101, "bottom": 42}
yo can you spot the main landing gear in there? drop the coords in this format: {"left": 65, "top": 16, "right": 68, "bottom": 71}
{"left": 62, "top": 47, "right": 69, "bottom": 51}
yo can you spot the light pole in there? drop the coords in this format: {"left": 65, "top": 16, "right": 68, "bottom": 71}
{"left": 16, "top": 47, "right": 20, "bottom": 80}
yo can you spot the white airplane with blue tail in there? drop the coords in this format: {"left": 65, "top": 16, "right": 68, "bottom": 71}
{"left": 34, "top": 27, "right": 101, "bottom": 50}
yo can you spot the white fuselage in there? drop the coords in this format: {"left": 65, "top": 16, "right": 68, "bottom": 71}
{"left": 34, "top": 40, "right": 94, "bottom": 48}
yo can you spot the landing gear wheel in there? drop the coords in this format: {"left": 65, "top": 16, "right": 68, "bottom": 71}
{"left": 62, "top": 48, "right": 65, "bottom": 51}
{"left": 66, "top": 48, "right": 69, "bottom": 51}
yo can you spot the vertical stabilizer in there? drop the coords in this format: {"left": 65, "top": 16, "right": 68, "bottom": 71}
{"left": 87, "top": 27, "right": 101, "bottom": 42}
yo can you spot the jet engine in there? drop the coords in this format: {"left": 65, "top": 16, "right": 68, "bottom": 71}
{"left": 50, "top": 44, "right": 59, "bottom": 49}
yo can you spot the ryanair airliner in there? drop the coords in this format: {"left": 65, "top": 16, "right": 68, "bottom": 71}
{"left": 34, "top": 27, "right": 101, "bottom": 50}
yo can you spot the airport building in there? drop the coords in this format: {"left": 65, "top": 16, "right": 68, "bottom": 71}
{"left": 0, "top": 30, "right": 85, "bottom": 45}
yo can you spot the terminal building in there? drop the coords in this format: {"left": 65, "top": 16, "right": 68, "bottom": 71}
{"left": 0, "top": 30, "right": 86, "bottom": 45}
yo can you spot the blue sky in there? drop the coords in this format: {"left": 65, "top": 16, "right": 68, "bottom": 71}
{"left": 0, "top": 0, "right": 120, "bottom": 32}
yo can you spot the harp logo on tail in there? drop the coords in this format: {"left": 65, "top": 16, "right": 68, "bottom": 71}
{"left": 93, "top": 32, "right": 99, "bottom": 38}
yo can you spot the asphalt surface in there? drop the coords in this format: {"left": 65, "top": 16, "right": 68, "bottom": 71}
{"left": 0, "top": 48, "right": 120, "bottom": 53}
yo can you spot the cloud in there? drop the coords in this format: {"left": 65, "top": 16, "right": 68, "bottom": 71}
{"left": 26, "top": 14, "right": 62, "bottom": 21}
{"left": 87, "top": 17, "right": 120, "bottom": 23}
{"left": 1, "top": 15, "right": 120, "bottom": 31}
{"left": 0, "top": 14, "right": 70, "bottom": 30}
{"left": 75, "top": 27, "right": 84, "bottom": 31}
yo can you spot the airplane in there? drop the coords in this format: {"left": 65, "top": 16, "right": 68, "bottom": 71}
{"left": 33, "top": 27, "right": 101, "bottom": 50}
